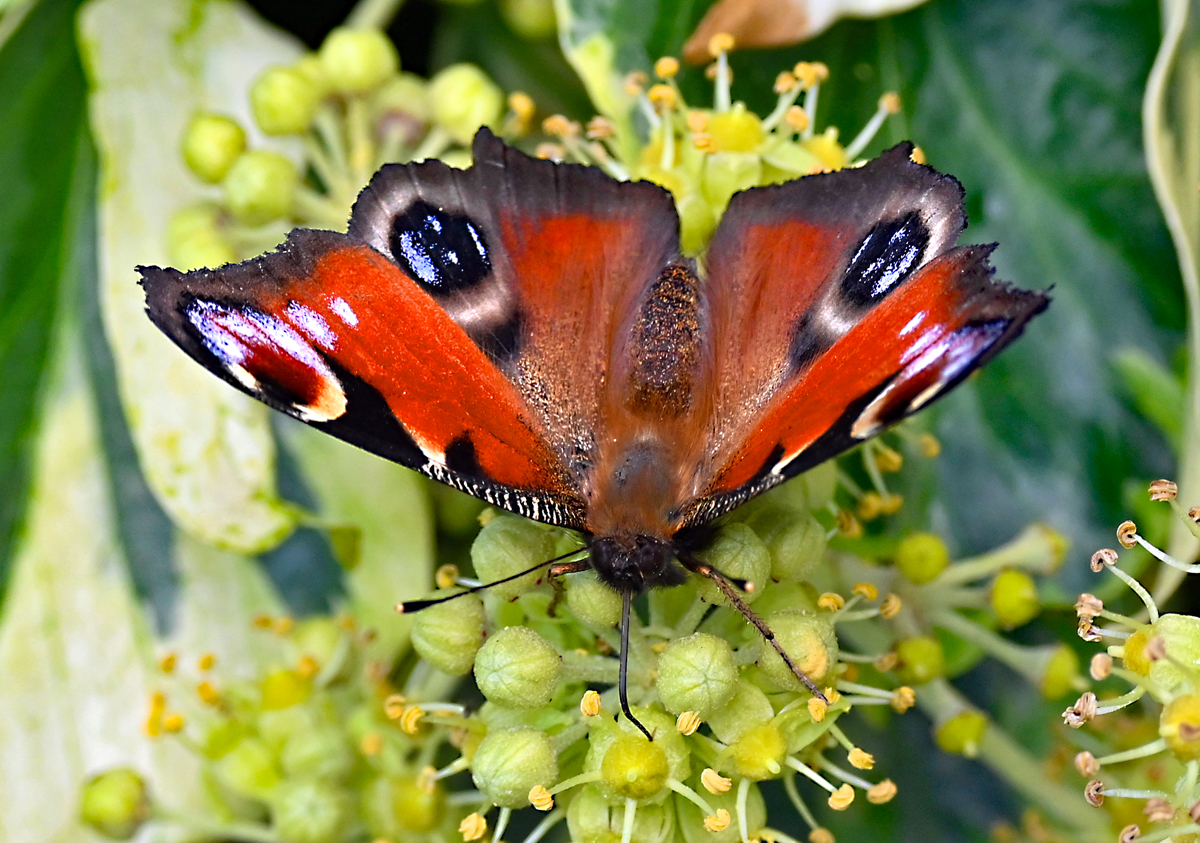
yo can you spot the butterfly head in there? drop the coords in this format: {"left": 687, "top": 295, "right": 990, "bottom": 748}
{"left": 588, "top": 533, "right": 688, "bottom": 594}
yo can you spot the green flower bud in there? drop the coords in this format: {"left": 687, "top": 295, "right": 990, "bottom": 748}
{"left": 742, "top": 507, "right": 826, "bottom": 583}
{"left": 270, "top": 780, "right": 352, "bottom": 843}
{"left": 656, "top": 632, "right": 738, "bottom": 718}
{"left": 293, "top": 54, "right": 330, "bottom": 97}
{"left": 429, "top": 63, "right": 505, "bottom": 144}
{"left": 318, "top": 27, "right": 399, "bottom": 93}
{"left": 251, "top": 65, "right": 321, "bottom": 135}
{"left": 474, "top": 625, "right": 561, "bottom": 708}
{"left": 470, "top": 727, "right": 559, "bottom": 808}
{"left": 79, "top": 769, "right": 150, "bottom": 840}
{"left": 260, "top": 668, "right": 311, "bottom": 709}
{"left": 222, "top": 150, "right": 297, "bottom": 226}
{"left": 257, "top": 705, "right": 319, "bottom": 753}
{"left": 585, "top": 708, "right": 690, "bottom": 802}
{"left": 501, "top": 0, "right": 557, "bottom": 39}
{"left": 756, "top": 609, "right": 837, "bottom": 690}
{"left": 894, "top": 532, "right": 950, "bottom": 584}
{"left": 991, "top": 568, "right": 1039, "bottom": 628}
{"left": 1129, "top": 614, "right": 1200, "bottom": 693}
{"left": 701, "top": 151, "right": 761, "bottom": 212}
{"left": 705, "top": 678, "right": 775, "bottom": 745}
{"left": 934, "top": 710, "right": 988, "bottom": 757}
{"left": 695, "top": 523, "right": 771, "bottom": 604}
{"left": 363, "top": 774, "right": 446, "bottom": 836}
{"left": 1161, "top": 693, "right": 1200, "bottom": 760}
{"left": 280, "top": 724, "right": 355, "bottom": 781}
{"left": 895, "top": 635, "right": 945, "bottom": 685}
{"left": 411, "top": 592, "right": 486, "bottom": 675}
{"left": 181, "top": 112, "right": 246, "bottom": 183}
{"left": 167, "top": 203, "right": 235, "bottom": 270}
{"left": 1039, "top": 643, "right": 1081, "bottom": 699}
{"left": 679, "top": 780, "right": 765, "bottom": 843}
{"left": 601, "top": 734, "right": 671, "bottom": 800}
{"left": 677, "top": 191, "right": 718, "bottom": 257}
{"left": 567, "top": 784, "right": 675, "bottom": 843}
{"left": 214, "top": 736, "right": 281, "bottom": 798}
{"left": 706, "top": 104, "right": 764, "bottom": 152}
{"left": 471, "top": 514, "right": 555, "bottom": 600}
{"left": 566, "top": 572, "right": 623, "bottom": 627}
{"left": 730, "top": 721, "right": 787, "bottom": 780}
{"left": 371, "top": 72, "right": 431, "bottom": 126}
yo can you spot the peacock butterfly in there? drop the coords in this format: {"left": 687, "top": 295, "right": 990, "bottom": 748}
{"left": 139, "top": 128, "right": 1048, "bottom": 738}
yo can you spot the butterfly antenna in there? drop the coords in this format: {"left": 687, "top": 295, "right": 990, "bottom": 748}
{"left": 680, "top": 553, "right": 828, "bottom": 703}
{"left": 396, "top": 548, "right": 587, "bottom": 613}
{"left": 619, "top": 590, "right": 654, "bottom": 741}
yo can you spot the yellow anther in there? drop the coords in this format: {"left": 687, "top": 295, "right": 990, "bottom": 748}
{"left": 418, "top": 765, "right": 438, "bottom": 793}
{"left": 704, "top": 808, "right": 731, "bottom": 832}
{"left": 874, "top": 652, "right": 899, "bottom": 672}
{"left": 686, "top": 110, "right": 709, "bottom": 133}
{"left": 197, "top": 653, "right": 216, "bottom": 671}
{"left": 144, "top": 713, "right": 162, "bottom": 738}
{"left": 296, "top": 654, "right": 319, "bottom": 678}
{"left": 1117, "top": 520, "right": 1138, "bottom": 548}
{"left": 880, "top": 493, "right": 904, "bottom": 515}
{"left": 654, "top": 56, "right": 680, "bottom": 79}
{"left": 879, "top": 92, "right": 902, "bottom": 114}
{"left": 400, "top": 705, "right": 425, "bottom": 734}
{"left": 360, "top": 732, "right": 384, "bottom": 755}
{"left": 586, "top": 116, "right": 615, "bottom": 140}
{"left": 837, "top": 509, "right": 862, "bottom": 538}
{"left": 707, "top": 33, "right": 735, "bottom": 57}
{"left": 825, "top": 687, "right": 842, "bottom": 704}
{"left": 149, "top": 691, "right": 166, "bottom": 712}
{"left": 874, "top": 446, "right": 903, "bottom": 473}
{"left": 1149, "top": 478, "right": 1178, "bottom": 501}
{"left": 651, "top": 641, "right": 669, "bottom": 654}
{"left": 159, "top": 653, "right": 177, "bottom": 673}
{"left": 676, "top": 711, "right": 701, "bottom": 735}
{"left": 867, "top": 779, "right": 898, "bottom": 804}
{"left": 623, "top": 71, "right": 648, "bottom": 96}
{"left": 508, "top": 91, "right": 535, "bottom": 124}
{"left": 917, "top": 431, "right": 939, "bottom": 456}
{"left": 701, "top": 768, "right": 732, "bottom": 794}
{"left": 818, "top": 592, "right": 845, "bottom": 612}
{"left": 879, "top": 593, "right": 902, "bottom": 619}
{"left": 580, "top": 689, "right": 603, "bottom": 717}
{"left": 692, "top": 132, "right": 719, "bottom": 153}
{"left": 274, "top": 616, "right": 295, "bottom": 635}
{"left": 197, "top": 681, "right": 220, "bottom": 706}
{"left": 828, "top": 783, "right": 855, "bottom": 810}
{"left": 384, "top": 693, "right": 407, "bottom": 720}
{"left": 459, "top": 812, "right": 488, "bottom": 841}
{"left": 848, "top": 748, "right": 875, "bottom": 770}
{"left": 852, "top": 582, "right": 879, "bottom": 601}
{"left": 809, "top": 829, "right": 835, "bottom": 843}
{"left": 162, "top": 713, "right": 185, "bottom": 733}
{"left": 784, "top": 105, "right": 809, "bottom": 132}
{"left": 542, "top": 114, "right": 577, "bottom": 137}
{"left": 535, "top": 143, "right": 565, "bottom": 161}
{"left": 529, "top": 784, "right": 554, "bottom": 811}
{"left": 808, "top": 697, "right": 828, "bottom": 722}
{"left": 647, "top": 84, "right": 678, "bottom": 111}
{"left": 793, "top": 61, "right": 828, "bottom": 88}
{"left": 252, "top": 614, "right": 274, "bottom": 629}
{"left": 857, "top": 491, "right": 884, "bottom": 521}
{"left": 774, "top": 71, "right": 799, "bottom": 93}
{"left": 891, "top": 686, "right": 916, "bottom": 713}
{"left": 435, "top": 564, "right": 460, "bottom": 589}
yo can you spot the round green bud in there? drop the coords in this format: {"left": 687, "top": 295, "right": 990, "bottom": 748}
{"left": 894, "top": 532, "right": 950, "bottom": 584}
{"left": 566, "top": 573, "right": 622, "bottom": 627}
{"left": 260, "top": 668, "right": 311, "bottom": 710}
{"left": 470, "top": 727, "right": 559, "bottom": 808}
{"left": 1039, "top": 644, "right": 1081, "bottom": 700}
{"left": 991, "top": 568, "right": 1039, "bottom": 628}
{"left": 656, "top": 632, "right": 738, "bottom": 718}
{"left": 474, "top": 625, "right": 562, "bottom": 709}
{"left": 222, "top": 150, "right": 297, "bottom": 226}
{"left": 411, "top": 591, "right": 486, "bottom": 675}
{"left": 567, "top": 784, "right": 675, "bottom": 843}
{"left": 371, "top": 72, "right": 431, "bottom": 126}
{"left": 500, "top": 0, "right": 557, "bottom": 39}
{"left": 428, "top": 63, "right": 505, "bottom": 144}
{"left": 934, "top": 710, "right": 988, "bottom": 757}
{"left": 362, "top": 774, "right": 446, "bottom": 836}
{"left": 318, "top": 27, "right": 399, "bottom": 93}
{"left": 214, "top": 736, "right": 281, "bottom": 798}
{"left": 895, "top": 635, "right": 945, "bottom": 686}
{"left": 742, "top": 507, "right": 826, "bottom": 583}
{"left": 758, "top": 460, "right": 837, "bottom": 512}
{"left": 730, "top": 721, "right": 787, "bottom": 780}
{"left": 601, "top": 734, "right": 671, "bottom": 800}
{"left": 280, "top": 725, "right": 355, "bottom": 781}
{"left": 1143, "top": 614, "right": 1200, "bottom": 694}
{"left": 756, "top": 609, "right": 837, "bottom": 690}
{"left": 471, "top": 514, "right": 555, "bottom": 601}
{"left": 181, "top": 112, "right": 246, "bottom": 183}
{"left": 584, "top": 707, "right": 689, "bottom": 802}
{"left": 701, "top": 151, "right": 761, "bottom": 212}
{"left": 167, "top": 203, "right": 235, "bottom": 270}
{"left": 1161, "top": 693, "right": 1200, "bottom": 760}
{"left": 251, "top": 65, "right": 321, "bottom": 135}
{"left": 705, "top": 678, "right": 774, "bottom": 745}
{"left": 269, "top": 780, "right": 352, "bottom": 843}
{"left": 257, "top": 704, "right": 319, "bottom": 753}
{"left": 79, "top": 769, "right": 150, "bottom": 840}
{"left": 677, "top": 191, "right": 718, "bottom": 257}
{"left": 293, "top": 54, "right": 330, "bottom": 97}
{"left": 695, "top": 523, "right": 771, "bottom": 605}
{"left": 679, "top": 779, "right": 765, "bottom": 843}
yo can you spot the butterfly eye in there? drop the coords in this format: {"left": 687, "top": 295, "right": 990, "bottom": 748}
{"left": 390, "top": 201, "right": 492, "bottom": 294}
{"left": 841, "top": 212, "right": 930, "bottom": 306}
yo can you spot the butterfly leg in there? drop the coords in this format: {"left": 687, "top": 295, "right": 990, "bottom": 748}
{"left": 679, "top": 553, "right": 828, "bottom": 702}
{"left": 545, "top": 558, "right": 592, "bottom": 617}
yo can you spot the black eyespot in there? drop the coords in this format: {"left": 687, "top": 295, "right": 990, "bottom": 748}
{"left": 841, "top": 212, "right": 929, "bottom": 307}
{"left": 390, "top": 201, "right": 491, "bottom": 294}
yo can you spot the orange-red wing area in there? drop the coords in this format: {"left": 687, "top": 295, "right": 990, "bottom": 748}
{"left": 703, "top": 246, "right": 1049, "bottom": 499}
{"left": 140, "top": 230, "right": 585, "bottom": 527}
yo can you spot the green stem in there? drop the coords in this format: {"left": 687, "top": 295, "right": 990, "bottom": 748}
{"left": 345, "top": 0, "right": 407, "bottom": 30}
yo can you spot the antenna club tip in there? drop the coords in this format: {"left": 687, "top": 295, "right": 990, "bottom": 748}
{"left": 395, "top": 602, "right": 411, "bottom": 614}
{"left": 743, "top": 580, "right": 757, "bottom": 594}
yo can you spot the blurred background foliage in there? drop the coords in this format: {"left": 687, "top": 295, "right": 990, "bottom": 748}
{"left": 0, "top": 0, "right": 1194, "bottom": 840}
